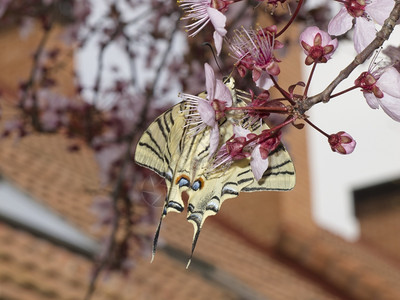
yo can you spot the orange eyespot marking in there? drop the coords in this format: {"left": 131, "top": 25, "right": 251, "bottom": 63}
{"left": 192, "top": 177, "right": 204, "bottom": 191}
{"left": 176, "top": 174, "right": 190, "bottom": 187}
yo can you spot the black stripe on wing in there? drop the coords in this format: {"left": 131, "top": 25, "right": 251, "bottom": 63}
{"left": 135, "top": 161, "right": 169, "bottom": 180}
{"left": 138, "top": 141, "right": 163, "bottom": 161}
{"left": 156, "top": 118, "right": 168, "bottom": 142}
{"left": 242, "top": 186, "right": 293, "bottom": 192}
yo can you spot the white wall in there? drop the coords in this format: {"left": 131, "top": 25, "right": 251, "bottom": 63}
{"left": 304, "top": 27, "right": 400, "bottom": 240}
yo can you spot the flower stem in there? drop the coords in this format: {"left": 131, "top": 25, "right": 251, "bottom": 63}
{"left": 304, "top": 62, "right": 317, "bottom": 97}
{"left": 330, "top": 86, "right": 358, "bottom": 98}
{"left": 276, "top": 0, "right": 304, "bottom": 38}
{"left": 305, "top": 118, "right": 329, "bottom": 138}
{"left": 245, "top": 115, "right": 297, "bottom": 145}
{"left": 271, "top": 76, "right": 294, "bottom": 104}
{"left": 226, "top": 106, "right": 288, "bottom": 113}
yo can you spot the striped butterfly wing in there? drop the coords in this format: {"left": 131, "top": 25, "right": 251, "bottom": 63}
{"left": 135, "top": 103, "right": 183, "bottom": 182}
{"left": 241, "top": 144, "right": 295, "bottom": 192}
{"left": 134, "top": 81, "right": 295, "bottom": 266}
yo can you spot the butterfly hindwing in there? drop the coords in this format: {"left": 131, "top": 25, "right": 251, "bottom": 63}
{"left": 241, "top": 144, "right": 295, "bottom": 192}
{"left": 134, "top": 79, "right": 296, "bottom": 266}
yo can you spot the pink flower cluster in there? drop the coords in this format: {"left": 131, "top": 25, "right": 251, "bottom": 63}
{"left": 355, "top": 65, "right": 400, "bottom": 122}
{"left": 181, "top": 63, "right": 284, "bottom": 181}
{"left": 228, "top": 26, "right": 282, "bottom": 89}
{"left": 179, "top": 0, "right": 233, "bottom": 55}
{"left": 328, "top": 0, "right": 394, "bottom": 53}
{"left": 214, "top": 125, "right": 282, "bottom": 181}
{"left": 180, "top": 63, "right": 232, "bottom": 156}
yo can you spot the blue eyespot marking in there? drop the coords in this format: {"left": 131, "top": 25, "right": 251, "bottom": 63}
{"left": 177, "top": 176, "right": 190, "bottom": 188}
{"left": 191, "top": 178, "right": 204, "bottom": 191}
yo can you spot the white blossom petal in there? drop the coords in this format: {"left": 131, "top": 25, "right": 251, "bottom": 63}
{"left": 379, "top": 93, "right": 400, "bottom": 122}
{"left": 213, "top": 30, "right": 224, "bottom": 56}
{"left": 207, "top": 7, "right": 226, "bottom": 36}
{"left": 299, "top": 26, "right": 320, "bottom": 46}
{"left": 255, "top": 72, "right": 275, "bottom": 90}
{"left": 366, "top": 0, "right": 394, "bottom": 25}
{"left": 354, "top": 17, "right": 376, "bottom": 53}
{"left": 204, "top": 63, "right": 215, "bottom": 101}
{"left": 214, "top": 79, "right": 232, "bottom": 106}
{"left": 209, "top": 123, "right": 220, "bottom": 157}
{"left": 377, "top": 67, "right": 400, "bottom": 98}
{"left": 233, "top": 125, "right": 250, "bottom": 137}
{"left": 207, "top": 7, "right": 226, "bottom": 55}
{"left": 364, "top": 92, "right": 380, "bottom": 109}
{"left": 250, "top": 145, "right": 269, "bottom": 181}
{"left": 197, "top": 98, "right": 215, "bottom": 127}
{"left": 328, "top": 7, "right": 353, "bottom": 36}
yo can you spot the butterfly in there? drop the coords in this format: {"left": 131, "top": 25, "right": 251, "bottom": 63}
{"left": 134, "top": 77, "right": 295, "bottom": 267}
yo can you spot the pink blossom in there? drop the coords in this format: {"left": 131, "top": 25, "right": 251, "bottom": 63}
{"left": 211, "top": 125, "right": 280, "bottom": 181}
{"left": 250, "top": 130, "right": 281, "bottom": 181}
{"left": 211, "top": 125, "right": 253, "bottom": 171}
{"left": 328, "top": 131, "right": 356, "bottom": 154}
{"left": 181, "top": 63, "right": 232, "bottom": 156}
{"left": 228, "top": 26, "right": 281, "bottom": 89}
{"left": 355, "top": 66, "right": 400, "bottom": 122}
{"left": 328, "top": 0, "right": 394, "bottom": 53}
{"left": 179, "top": 0, "right": 232, "bottom": 55}
{"left": 300, "top": 26, "right": 338, "bottom": 65}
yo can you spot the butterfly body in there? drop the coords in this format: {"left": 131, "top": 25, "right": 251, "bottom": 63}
{"left": 134, "top": 78, "right": 295, "bottom": 266}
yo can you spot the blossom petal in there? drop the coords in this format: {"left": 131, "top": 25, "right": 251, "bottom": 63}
{"left": 198, "top": 98, "right": 215, "bottom": 127}
{"left": 325, "top": 38, "right": 338, "bottom": 60}
{"left": 328, "top": 7, "right": 353, "bottom": 36}
{"left": 204, "top": 63, "right": 215, "bottom": 101}
{"left": 379, "top": 93, "right": 400, "bottom": 122}
{"left": 366, "top": 0, "right": 394, "bottom": 25}
{"left": 255, "top": 72, "right": 275, "bottom": 90}
{"left": 250, "top": 145, "right": 269, "bottom": 181}
{"left": 214, "top": 79, "right": 232, "bottom": 106}
{"left": 299, "top": 26, "right": 320, "bottom": 46}
{"left": 354, "top": 17, "right": 376, "bottom": 53}
{"left": 213, "top": 30, "right": 224, "bottom": 56}
{"left": 364, "top": 92, "right": 380, "bottom": 109}
{"left": 377, "top": 67, "right": 400, "bottom": 98}
{"left": 209, "top": 123, "right": 220, "bottom": 157}
{"left": 207, "top": 7, "right": 227, "bottom": 36}
{"left": 207, "top": 7, "right": 226, "bottom": 55}
{"left": 233, "top": 125, "right": 250, "bottom": 137}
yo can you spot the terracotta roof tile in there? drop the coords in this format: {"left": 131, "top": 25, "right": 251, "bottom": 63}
{"left": 0, "top": 116, "right": 102, "bottom": 238}
{"left": 277, "top": 226, "right": 400, "bottom": 300}
{"left": 154, "top": 212, "right": 342, "bottom": 300}
{"left": 0, "top": 222, "right": 240, "bottom": 300}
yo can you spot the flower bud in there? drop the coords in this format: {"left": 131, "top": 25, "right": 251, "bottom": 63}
{"left": 299, "top": 27, "right": 338, "bottom": 65}
{"left": 328, "top": 131, "right": 356, "bottom": 154}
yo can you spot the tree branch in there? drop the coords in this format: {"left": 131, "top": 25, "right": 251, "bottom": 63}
{"left": 297, "top": 0, "right": 400, "bottom": 114}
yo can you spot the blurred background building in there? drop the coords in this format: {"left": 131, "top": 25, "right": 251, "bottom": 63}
{"left": 1, "top": 6, "right": 400, "bottom": 300}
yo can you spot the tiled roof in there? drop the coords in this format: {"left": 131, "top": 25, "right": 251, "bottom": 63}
{"left": 0, "top": 105, "right": 102, "bottom": 238}
{"left": 0, "top": 222, "right": 238, "bottom": 300}
{"left": 278, "top": 226, "right": 400, "bottom": 300}
{"left": 155, "top": 212, "right": 342, "bottom": 300}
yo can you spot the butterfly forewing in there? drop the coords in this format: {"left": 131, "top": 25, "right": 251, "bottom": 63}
{"left": 134, "top": 79, "right": 296, "bottom": 266}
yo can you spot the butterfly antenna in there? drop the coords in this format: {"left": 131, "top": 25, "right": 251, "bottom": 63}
{"left": 202, "top": 42, "right": 222, "bottom": 73}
